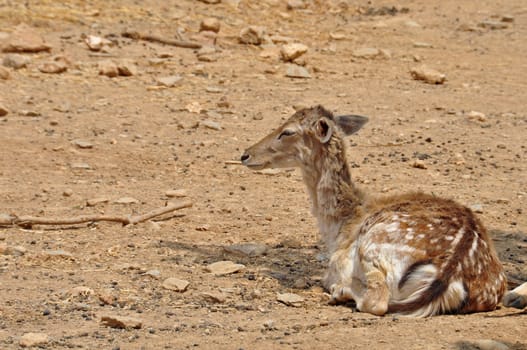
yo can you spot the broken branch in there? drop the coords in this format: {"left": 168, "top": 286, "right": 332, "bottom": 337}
{"left": 122, "top": 30, "right": 202, "bottom": 49}
{"left": 0, "top": 200, "right": 192, "bottom": 228}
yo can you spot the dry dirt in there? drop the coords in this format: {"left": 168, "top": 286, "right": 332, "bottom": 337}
{"left": 1, "top": 0, "right": 526, "bottom": 349}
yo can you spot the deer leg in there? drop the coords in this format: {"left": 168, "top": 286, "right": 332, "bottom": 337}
{"left": 503, "top": 282, "right": 527, "bottom": 309}
{"left": 355, "top": 261, "right": 390, "bottom": 316}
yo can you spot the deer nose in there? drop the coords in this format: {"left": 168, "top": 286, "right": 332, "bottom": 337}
{"left": 240, "top": 152, "right": 250, "bottom": 163}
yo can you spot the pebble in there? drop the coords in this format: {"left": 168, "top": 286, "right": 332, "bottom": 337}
{"left": 410, "top": 65, "right": 446, "bottom": 84}
{"left": 478, "top": 21, "right": 508, "bottom": 30}
{"left": 19, "top": 110, "right": 40, "bottom": 117}
{"left": 411, "top": 159, "right": 427, "bottom": 169}
{"left": 469, "top": 339, "right": 509, "bottom": 350}
{"left": 38, "top": 61, "right": 67, "bottom": 74}
{"left": 200, "top": 119, "right": 222, "bottom": 130}
{"left": 501, "top": 15, "right": 514, "bottom": 23}
{"left": 70, "top": 162, "right": 91, "bottom": 169}
{"left": 197, "top": 46, "right": 220, "bottom": 62}
{"left": 198, "top": 0, "right": 221, "bottom": 3}
{"left": 0, "top": 243, "right": 26, "bottom": 256}
{"left": 466, "top": 111, "right": 487, "bottom": 122}
{"left": 413, "top": 41, "right": 433, "bottom": 48}
{"left": 200, "top": 18, "right": 221, "bottom": 33}
{"left": 86, "top": 197, "right": 109, "bottom": 206}
{"left": 1, "top": 24, "right": 51, "bottom": 53}
{"left": 117, "top": 60, "right": 137, "bottom": 76}
{"left": 19, "top": 333, "right": 49, "bottom": 348}
{"left": 67, "top": 285, "right": 94, "bottom": 298}
{"left": 277, "top": 292, "right": 305, "bottom": 307}
{"left": 287, "top": 0, "right": 307, "bottom": 9}
{"left": 448, "top": 153, "right": 466, "bottom": 165}
{"left": 44, "top": 249, "right": 74, "bottom": 258}
{"left": 162, "top": 277, "right": 190, "bottom": 292}
{"left": 223, "top": 243, "right": 268, "bottom": 257}
{"left": 0, "top": 66, "right": 10, "bottom": 79}
{"left": 0, "top": 103, "right": 8, "bottom": 116}
{"left": 165, "top": 189, "right": 187, "bottom": 198}
{"left": 98, "top": 60, "right": 119, "bottom": 77}
{"left": 186, "top": 101, "right": 203, "bottom": 113}
{"left": 143, "top": 269, "right": 161, "bottom": 279}
{"left": 98, "top": 289, "right": 117, "bottom": 306}
{"left": 205, "top": 260, "right": 245, "bottom": 275}
{"left": 285, "top": 64, "right": 311, "bottom": 78}
{"left": 239, "top": 26, "right": 266, "bottom": 45}
{"left": 352, "top": 47, "right": 380, "bottom": 59}
{"left": 101, "top": 315, "right": 143, "bottom": 329}
{"left": 84, "top": 35, "right": 112, "bottom": 51}
{"left": 470, "top": 204, "right": 484, "bottom": 213}
{"left": 280, "top": 43, "right": 308, "bottom": 62}
{"left": 200, "top": 291, "right": 226, "bottom": 304}
{"left": 72, "top": 140, "right": 93, "bottom": 149}
{"left": 2, "top": 53, "right": 31, "bottom": 69}
{"left": 156, "top": 75, "right": 183, "bottom": 87}
{"left": 113, "top": 197, "right": 139, "bottom": 204}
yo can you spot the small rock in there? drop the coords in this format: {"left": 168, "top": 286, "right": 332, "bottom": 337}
{"left": 0, "top": 103, "right": 8, "bottom": 116}
{"left": 448, "top": 153, "right": 466, "bottom": 165}
{"left": 72, "top": 140, "right": 93, "bottom": 149}
{"left": 44, "top": 249, "right": 74, "bottom": 258}
{"left": 501, "top": 15, "right": 514, "bottom": 23}
{"left": 0, "top": 243, "right": 26, "bottom": 256}
{"left": 197, "top": 46, "right": 220, "bottom": 62}
{"left": 143, "top": 269, "right": 161, "bottom": 279}
{"left": 410, "top": 65, "right": 446, "bottom": 84}
{"left": 200, "top": 18, "right": 221, "bottom": 33}
{"left": 478, "top": 20, "right": 508, "bottom": 30}
{"left": 277, "top": 292, "right": 304, "bottom": 307}
{"left": 101, "top": 315, "right": 143, "bottom": 329}
{"left": 70, "top": 162, "right": 91, "bottom": 169}
{"left": 196, "top": 224, "right": 210, "bottom": 231}
{"left": 156, "top": 75, "right": 183, "bottom": 87}
{"left": 285, "top": 64, "right": 311, "bottom": 78}
{"left": 205, "top": 86, "right": 223, "bottom": 94}
{"left": 19, "top": 110, "right": 40, "bottom": 117}
{"left": 165, "top": 189, "right": 187, "bottom": 198}
{"left": 162, "top": 277, "right": 190, "bottom": 292}
{"left": 198, "top": 0, "right": 221, "bottom": 3}
{"left": 329, "top": 31, "right": 346, "bottom": 40}
{"left": 239, "top": 26, "right": 266, "bottom": 45}
{"left": 86, "top": 197, "right": 109, "bottom": 206}
{"left": 224, "top": 243, "right": 268, "bottom": 257}
{"left": 262, "top": 319, "right": 276, "bottom": 331}
{"left": 38, "top": 61, "right": 67, "bottom": 74}
{"left": 201, "top": 119, "right": 221, "bottom": 130}
{"left": 98, "top": 289, "right": 117, "bottom": 306}
{"left": 466, "top": 111, "right": 487, "bottom": 122}
{"left": 0, "top": 66, "right": 10, "bottom": 79}
{"left": 19, "top": 333, "right": 49, "bottom": 348}
{"left": 1, "top": 24, "right": 51, "bottom": 53}
{"left": 404, "top": 20, "right": 421, "bottom": 28}
{"left": 280, "top": 43, "right": 308, "bottom": 62}
{"left": 352, "top": 47, "right": 380, "bottom": 59}
{"left": 113, "top": 197, "right": 139, "bottom": 205}
{"left": 200, "top": 291, "right": 226, "bottom": 304}
{"left": 186, "top": 101, "right": 202, "bottom": 113}
{"left": 98, "top": 60, "right": 119, "bottom": 77}
{"left": 2, "top": 53, "right": 31, "bottom": 69}
{"left": 413, "top": 41, "right": 433, "bottom": 48}
{"left": 469, "top": 339, "right": 509, "bottom": 350}
{"left": 292, "top": 276, "right": 310, "bottom": 289}
{"left": 62, "top": 189, "right": 73, "bottom": 197}
{"left": 205, "top": 260, "right": 245, "bottom": 275}
{"left": 411, "top": 159, "right": 427, "bottom": 169}
{"left": 117, "top": 60, "right": 137, "bottom": 76}
{"left": 287, "top": 0, "right": 307, "bottom": 10}
{"left": 470, "top": 204, "right": 484, "bottom": 214}
{"left": 84, "top": 35, "right": 112, "bottom": 51}
{"left": 67, "top": 286, "right": 94, "bottom": 299}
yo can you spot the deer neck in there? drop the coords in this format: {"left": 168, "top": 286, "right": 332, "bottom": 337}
{"left": 300, "top": 137, "right": 365, "bottom": 253}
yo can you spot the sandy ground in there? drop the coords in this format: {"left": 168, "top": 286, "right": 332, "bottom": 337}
{"left": 0, "top": 0, "right": 526, "bottom": 349}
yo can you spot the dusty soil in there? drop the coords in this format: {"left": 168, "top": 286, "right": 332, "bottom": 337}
{"left": 1, "top": 0, "right": 526, "bottom": 349}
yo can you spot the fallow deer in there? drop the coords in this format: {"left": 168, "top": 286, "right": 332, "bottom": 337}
{"left": 241, "top": 105, "right": 527, "bottom": 316}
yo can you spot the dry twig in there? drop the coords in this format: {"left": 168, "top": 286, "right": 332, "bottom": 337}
{"left": 122, "top": 30, "right": 202, "bottom": 49}
{"left": 0, "top": 200, "right": 192, "bottom": 228}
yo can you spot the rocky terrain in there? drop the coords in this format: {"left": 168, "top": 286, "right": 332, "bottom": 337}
{"left": 0, "top": 0, "right": 526, "bottom": 349}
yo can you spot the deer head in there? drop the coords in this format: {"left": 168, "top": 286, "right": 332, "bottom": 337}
{"left": 241, "top": 105, "right": 368, "bottom": 170}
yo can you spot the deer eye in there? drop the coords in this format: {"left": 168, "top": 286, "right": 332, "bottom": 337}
{"left": 278, "top": 129, "right": 296, "bottom": 139}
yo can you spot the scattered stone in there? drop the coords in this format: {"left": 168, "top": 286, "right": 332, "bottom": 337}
{"left": 411, "top": 159, "right": 427, "bottom": 169}
{"left": 478, "top": 20, "right": 508, "bottom": 30}
{"left": 200, "top": 291, "right": 226, "bottom": 304}
{"left": 198, "top": 0, "right": 221, "bottom": 3}
{"left": 63, "top": 189, "right": 73, "bottom": 197}
{"left": 0, "top": 103, "right": 8, "bottom": 116}
{"left": 143, "top": 269, "right": 161, "bottom": 279}
{"left": 1, "top": 24, "right": 51, "bottom": 53}
{"left": 410, "top": 65, "right": 446, "bottom": 84}
{"left": 186, "top": 101, "right": 203, "bottom": 114}
{"left": 72, "top": 140, "right": 93, "bottom": 149}
{"left": 262, "top": 319, "right": 276, "bottom": 331}
{"left": 86, "top": 197, "right": 109, "bottom": 206}
{"left": 19, "top": 333, "right": 49, "bottom": 348}
{"left": 114, "top": 197, "right": 139, "bottom": 204}
{"left": 470, "top": 203, "right": 484, "bottom": 214}
{"left": 501, "top": 15, "right": 514, "bottom": 23}
{"left": 223, "top": 243, "right": 268, "bottom": 257}
{"left": 44, "top": 249, "right": 74, "bottom": 258}
{"left": 19, "top": 110, "right": 40, "bottom": 117}
{"left": 280, "top": 43, "right": 308, "bottom": 62}
{"left": 469, "top": 340, "right": 509, "bottom": 350}
{"left": 101, "top": 315, "right": 143, "bottom": 329}
{"left": 38, "top": 57, "right": 68, "bottom": 74}
{"left": 205, "top": 86, "right": 223, "bottom": 94}
{"left": 448, "top": 153, "right": 466, "bottom": 165}
{"left": 0, "top": 66, "right": 10, "bottom": 79}
{"left": 98, "top": 60, "right": 119, "bottom": 78}
{"left": 205, "top": 260, "right": 245, "bottom": 275}
{"left": 277, "top": 292, "right": 304, "bottom": 307}
{"left": 197, "top": 45, "right": 220, "bottom": 62}
{"left": 413, "top": 41, "right": 433, "bottom": 48}
{"left": 201, "top": 119, "right": 222, "bottom": 130}
{"left": 352, "top": 47, "right": 380, "bottom": 59}
{"left": 67, "top": 286, "right": 95, "bottom": 299}
{"left": 285, "top": 64, "right": 311, "bottom": 79}
{"left": 156, "top": 75, "right": 183, "bottom": 87}
{"left": 165, "top": 189, "right": 187, "bottom": 198}
{"left": 2, "top": 53, "right": 31, "bottom": 69}
{"left": 98, "top": 289, "right": 117, "bottom": 306}
{"left": 239, "top": 26, "right": 266, "bottom": 45}
{"left": 280, "top": 236, "right": 303, "bottom": 249}
{"left": 329, "top": 31, "right": 346, "bottom": 40}
{"left": 292, "top": 276, "right": 311, "bottom": 289}
{"left": 0, "top": 243, "right": 26, "bottom": 256}
{"left": 162, "top": 277, "right": 190, "bottom": 292}
{"left": 200, "top": 18, "right": 221, "bottom": 33}
{"left": 287, "top": 0, "right": 307, "bottom": 10}
{"left": 404, "top": 20, "right": 421, "bottom": 28}
{"left": 84, "top": 35, "right": 112, "bottom": 51}
{"left": 117, "top": 60, "right": 137, "bottom": 76}
{"left": 466, "top": 111, "right": 487, "bottom": 122}
{"left": 196, "top": 224, "right": 210, "bottom": 231}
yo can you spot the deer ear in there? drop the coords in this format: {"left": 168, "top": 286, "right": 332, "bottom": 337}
{"left": 315, "top": 118, "right": 333, "bottom": 143}
{"left": 335, "top": 115, "right": 369, "bottom": 136}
